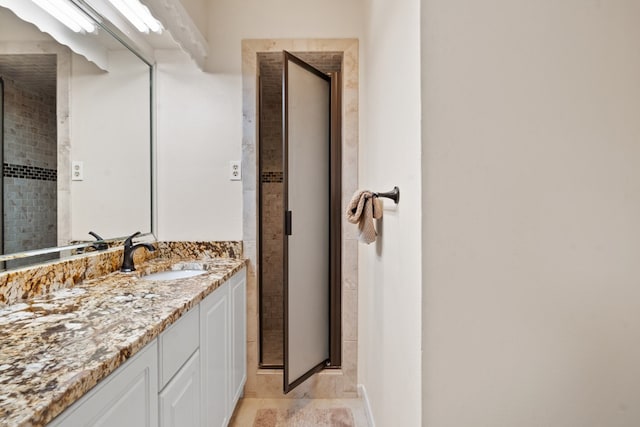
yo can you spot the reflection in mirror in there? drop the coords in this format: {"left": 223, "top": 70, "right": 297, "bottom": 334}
{"left": 0, "top": 5, "right": 152, "bottom": 270}
{"left": 0, "top": 53, "right": 57, "bottom": 268}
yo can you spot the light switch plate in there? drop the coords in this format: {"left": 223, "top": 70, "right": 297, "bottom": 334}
{"left": 72, "top": 161, "right": 83, "bottom": 181}
{"left": 230, "top": 160, "right": 241, "bottom": 181}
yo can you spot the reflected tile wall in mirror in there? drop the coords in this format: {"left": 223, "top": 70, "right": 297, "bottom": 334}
{"left": 1, "top": 54, "right": 58, "bottom": 268}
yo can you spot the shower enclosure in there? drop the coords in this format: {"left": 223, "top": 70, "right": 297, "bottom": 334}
{"left": 258, "top": 51, "right": 343, "bottom": 393}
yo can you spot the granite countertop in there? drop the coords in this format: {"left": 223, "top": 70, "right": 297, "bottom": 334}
{"left": 0, "top": 257, "right": 246, "bottom": 427}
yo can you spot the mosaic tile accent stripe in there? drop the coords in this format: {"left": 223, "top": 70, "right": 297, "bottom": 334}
{"left": 4, "top": 163, "right": 57, "bottom": 181}
{"left": 261, "top": 171, "right": 283, "bottom": 183}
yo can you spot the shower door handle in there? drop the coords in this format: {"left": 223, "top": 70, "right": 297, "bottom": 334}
{"left": 285, "top": 210, "right": 292, "bottom": 235}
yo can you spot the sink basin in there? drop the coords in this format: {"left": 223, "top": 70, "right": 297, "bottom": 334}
{"left": 142, "top": 269, "right": 207, "bottom": 281}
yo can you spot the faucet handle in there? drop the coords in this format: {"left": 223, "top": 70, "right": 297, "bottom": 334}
{"left": 89, "top": 231, "right": 103, "bottom": 240}
{"left": 88, "top": 231, "right": 108, "bottom": 251}
{"left": 124, "top": 231, "right": 142, "bottom": 247}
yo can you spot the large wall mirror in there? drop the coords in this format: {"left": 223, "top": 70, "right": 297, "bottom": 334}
{"left": 0, "top": 3, "right": 152, "bottom": 269}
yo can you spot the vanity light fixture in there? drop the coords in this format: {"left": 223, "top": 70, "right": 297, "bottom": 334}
{"left": 32, "top": 0, "right": 96, "bottom": 33}
{"left": 107, "top": 0, "right": 163, "bottom": 34}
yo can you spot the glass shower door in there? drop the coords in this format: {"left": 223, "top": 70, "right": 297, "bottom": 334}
{"left": 282, "top": 51, "right": 331, "bottom": 393}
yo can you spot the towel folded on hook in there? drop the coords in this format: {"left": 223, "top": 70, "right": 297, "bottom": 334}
{"left": 346, "top": 190, "right": 383, "bottom": 244}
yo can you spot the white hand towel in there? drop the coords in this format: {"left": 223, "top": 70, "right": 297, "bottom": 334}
{"left": 346, "top": 190, "right": 383, "bottom": 244}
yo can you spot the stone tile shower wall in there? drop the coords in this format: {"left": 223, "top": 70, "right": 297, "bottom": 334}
{"left": 258, "top": 52, "right": 343, "bottom": 366}
{"left": 258, "top": 53, "right": 284, "bottom": 366}
{"left": 2, "top": 76, "right": 57, "bottom": 268}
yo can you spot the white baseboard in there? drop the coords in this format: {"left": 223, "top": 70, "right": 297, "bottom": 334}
{"left": 358, "top": 384, "right": 375, "bottom": 427}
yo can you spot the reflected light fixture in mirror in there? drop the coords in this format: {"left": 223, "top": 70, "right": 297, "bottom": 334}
{"left": 32, "top": 0, "right": 96, "bottom": 33}
{"left": 107, "top": 0, "right": 162, "bottom": 34}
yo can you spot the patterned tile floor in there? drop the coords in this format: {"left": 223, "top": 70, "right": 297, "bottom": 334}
{"left": 230, "top": 397, "right": 370, "bottom": 427}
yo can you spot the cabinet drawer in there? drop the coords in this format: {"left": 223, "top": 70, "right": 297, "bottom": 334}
{"left": 160, "top": 349, "right": 201, "bottom": 427}
{"left": 158, "top": 306, "right": 199, "bottom": 389}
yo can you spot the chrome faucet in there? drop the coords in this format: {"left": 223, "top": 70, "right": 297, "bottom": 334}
{"left": 120, "top": 231, "right": 155, "bottom": 272}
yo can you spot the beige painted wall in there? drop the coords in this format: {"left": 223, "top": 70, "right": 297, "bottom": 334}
{"left": 359, "top": 0, "right": 422, "bottom": 425}
{"left": 178, "top": 0, "right": 208, "bottom": 38}
{"left": 155, "top": 0, "right": 364, "bottom": 240}
{"left": 422, "top": 1, "right": 640, "bottom": 425}
{"left": 155, "top": 48, "right": 242, "bottom": 241}
{"left": 205, "top": 0, "right": 364, "bottom": 73}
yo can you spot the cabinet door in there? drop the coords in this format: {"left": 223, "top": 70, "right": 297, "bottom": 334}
{"left": 49, "top": 340, "right": 158, "bottom": 427}
{"left": 230, "top": 271, "right": 246, "bottom": 411}
{"left": 200, "top": 281, "right": 229, "bottom": 427}
{"left": 160, "top": 350, "right": 201, "bottom": 427}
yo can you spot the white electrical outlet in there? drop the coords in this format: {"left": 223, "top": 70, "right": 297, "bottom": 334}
{"left": 230, "top": 160, "right": 242, "bottom": 181}
{"left": 72, "top": 161, "right": 84, "bottom": 181}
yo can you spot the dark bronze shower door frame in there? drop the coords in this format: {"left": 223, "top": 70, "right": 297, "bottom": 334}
{"left": 282, "top": 51, "right": 342, "bottom": 394}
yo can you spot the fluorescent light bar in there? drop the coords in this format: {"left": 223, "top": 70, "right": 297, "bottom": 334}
{"left": 108, "top": 0, "right": 163, "bottom": 34}
{"left": 33, "top": 0, "right": 96, "bottom": 33}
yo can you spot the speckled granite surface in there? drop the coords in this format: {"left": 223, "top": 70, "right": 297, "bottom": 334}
{"left": 157, "top": 241, "right": 242, "bottom": 259}
{"left": 0, "top": 256, "right": 246, "bottom": 427}
{"left": 0, "top": 247, "right": 157, "bottom": 306}
{"left": 0, "top": 241, "right": 242, "bottom": 306}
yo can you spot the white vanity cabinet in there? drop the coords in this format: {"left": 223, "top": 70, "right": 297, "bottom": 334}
{"left": 49, "top": 340, "right": 159, "bottom": 427}
{"left": 200, "top": 268, "right": 247, "bottom": 427}
{"left": 48, "top": 268, "right": 246, "bottom": 427}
